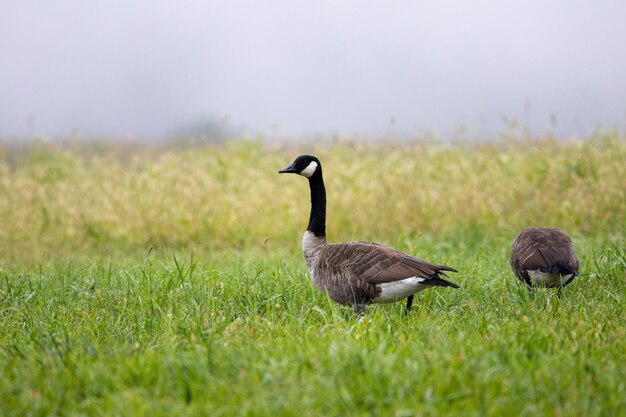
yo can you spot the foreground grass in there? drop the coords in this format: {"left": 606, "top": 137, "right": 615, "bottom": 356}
{"left": 0, "top": 134, "right": 625, "bottom": 416}
{"left": 1, "top": 242, "right": 624, "bottom": 416}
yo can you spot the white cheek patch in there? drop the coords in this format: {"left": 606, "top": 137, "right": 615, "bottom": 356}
{"left": 299, "top": 161, "right": 318, "bottom": 177}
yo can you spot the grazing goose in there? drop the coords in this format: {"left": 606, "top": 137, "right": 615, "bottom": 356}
{"left": 278, "top": 155, "right": 459, "bottom": 314}
{"left": 510, "top": 227, "right": 579, "bottom": 289}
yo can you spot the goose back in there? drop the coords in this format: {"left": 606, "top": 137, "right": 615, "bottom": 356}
{"left": 510, "top": 227, "right": 579, "bottom": 287}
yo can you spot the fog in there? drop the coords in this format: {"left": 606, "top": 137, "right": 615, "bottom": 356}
{"left": 2, "top": 1, "right": 625, "bottom": 139}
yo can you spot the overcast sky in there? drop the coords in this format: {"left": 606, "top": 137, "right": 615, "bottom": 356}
{"left": 1, "top": 1, "right": 625, "bottom": 139}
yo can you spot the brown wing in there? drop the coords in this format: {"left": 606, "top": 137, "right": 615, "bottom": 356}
{"left": 312, "top": 245, "right": 380, "bottom": 304}
{"left": 510, "top": 227, "right": 579, "bottom": 285}
{"left": 322, "top": 241, "right": 458, "bottom": 285}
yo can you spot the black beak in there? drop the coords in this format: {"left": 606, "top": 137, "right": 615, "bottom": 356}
{"left": 278, "top": 163, "right": 298, "bottom": 174}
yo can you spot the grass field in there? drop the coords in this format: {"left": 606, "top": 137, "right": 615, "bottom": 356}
{"left": 0, "top": 133, "right": 625, "bottom": 416}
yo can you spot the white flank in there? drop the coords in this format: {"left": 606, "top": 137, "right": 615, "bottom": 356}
{"left": 299, "top": 161, "right": 318, "bottom": 177}
{"left": 528, "top": 269, "right": 574, "bottom": 287}
{"left": 374, "top": 277, "right": 427, "bottom": 303}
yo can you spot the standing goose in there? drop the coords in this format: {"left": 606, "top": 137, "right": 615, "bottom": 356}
{"left": 510, "top": 227, "right": 579, "bottom": 289}
{"left": 279, "top": 155, "right": 459, "bottom": 314}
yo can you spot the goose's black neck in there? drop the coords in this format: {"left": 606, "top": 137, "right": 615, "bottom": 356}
{"left": 307, "top": 172, "right": 326, "bottom": 237}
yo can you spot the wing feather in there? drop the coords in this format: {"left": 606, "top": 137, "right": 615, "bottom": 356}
{"left": 321, "top": 241, "right": 457, "bottom": 285}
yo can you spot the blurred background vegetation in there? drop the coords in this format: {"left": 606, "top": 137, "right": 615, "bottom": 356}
{"left": 0, "top": 131, "right": 623, "bottom": 264}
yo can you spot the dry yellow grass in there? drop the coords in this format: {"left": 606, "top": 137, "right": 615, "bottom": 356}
{"left": 0, "top": 133, "right": 623, "bottom": 262}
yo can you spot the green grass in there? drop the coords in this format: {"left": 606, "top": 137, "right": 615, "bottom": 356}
{"left": 0, "top": 134, "right": 625, "bottom": 416}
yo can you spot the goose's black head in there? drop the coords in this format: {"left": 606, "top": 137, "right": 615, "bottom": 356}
{"left": 278, "top": 155, "right": 321, "bottom": 178}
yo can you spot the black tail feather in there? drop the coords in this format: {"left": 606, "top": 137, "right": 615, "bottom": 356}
{"left": 424, "top": 276, "right": 460, "bottom": 289}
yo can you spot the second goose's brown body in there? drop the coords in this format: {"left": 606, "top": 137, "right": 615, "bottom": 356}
{"left": 510, "top": 227, "right": 579, "bottom": 288}
{"left": 280, "top": 155, "right": 459, "bottom": 314}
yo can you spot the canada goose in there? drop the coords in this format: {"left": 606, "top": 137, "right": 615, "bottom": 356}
{"left": 278, "top": 155, "right": 459, "bottom": 314}
{"left": 510, "top": 227, "right": 579, "bottom": 289}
